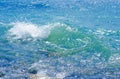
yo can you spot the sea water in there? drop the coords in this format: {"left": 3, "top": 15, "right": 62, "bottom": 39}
{"left": 0, "top": 0, "right": 120, "bottom": 79}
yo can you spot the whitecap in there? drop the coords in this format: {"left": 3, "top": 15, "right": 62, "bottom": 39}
{"left": 8, "top": 22, "right": 56, "bottom": 39}
{"left": 8, "top": 22, "right": 74, "bottom": 40}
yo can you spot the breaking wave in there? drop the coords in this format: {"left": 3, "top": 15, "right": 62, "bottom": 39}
{"left": 1, "top": 21, "right": 119, "bottom": 79}
{"left": 7, "top": 22, "right": 120, "bottom": 58}
{"left": 8, "top": 22, "right": 56, "bottom": 39}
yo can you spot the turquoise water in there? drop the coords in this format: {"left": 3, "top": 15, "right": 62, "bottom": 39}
{"left": 0, "top": 0, "right": 120, "bottom": 79}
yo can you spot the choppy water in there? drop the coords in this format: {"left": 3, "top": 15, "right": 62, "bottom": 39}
{"left": 0, "top": 0, "right": 120, "bottom": 79}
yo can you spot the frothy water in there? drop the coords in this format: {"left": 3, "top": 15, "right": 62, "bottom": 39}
{"left": 5, "top": 22, "right": 120, "bottom": 79}
{"left": 0, "top": 0, "right": 120, "bottom": 79}
{"left": 8, "top": 22, "right": 55, "bottom": 39}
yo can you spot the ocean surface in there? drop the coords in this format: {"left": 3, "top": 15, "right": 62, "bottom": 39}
{"left": 0, "top": 0, "right": 120, "bottom": 79}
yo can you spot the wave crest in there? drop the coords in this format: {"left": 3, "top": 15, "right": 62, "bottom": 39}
{"left": 8, "top": 22, "right": 60, "bottom": 39}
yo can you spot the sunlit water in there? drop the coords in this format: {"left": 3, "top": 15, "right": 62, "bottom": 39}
{"left": 0, "top": 0, "right": 120, "bottom": 79}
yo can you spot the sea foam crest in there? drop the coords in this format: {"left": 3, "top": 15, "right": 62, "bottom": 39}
{"left": 8, "top": 22, "right": 62, "bottom": 39}
{"left": 8, "top": 22, "right": 72, "bottom": 40}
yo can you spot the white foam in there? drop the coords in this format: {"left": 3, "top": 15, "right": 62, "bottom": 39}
{"left": 8, "top": 22, "right": 56, "bottom": 39}
{"left": 109, "top": 54, "right": 120, "bottom": 64}
{"left": 95, "top": 28, "right": 118, "bottom": 36}
{"left": 66, "top": 26, "right": 73, "bottom": 32}
{"left": 8, "top": 22, "right": 74, "bottom": 40}
{"left": 95, "top": 29, "right": 105, "bottom": 35}
{"left": 56, "top": 72, "right": 66, "bottom": 79}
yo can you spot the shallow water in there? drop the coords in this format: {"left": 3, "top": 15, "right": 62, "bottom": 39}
{"left": 0, "top": 0, "right": 120, "bottom": 79}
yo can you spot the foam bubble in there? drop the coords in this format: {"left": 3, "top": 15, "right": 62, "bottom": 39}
{"left": 109, "top": 54, "right": 120, "bottom": 65}
{"left": 8, "top": 22, "right": 55, "bottom": 39}
{"left": 95, "top": 28, "right": 106, "bottom": 35}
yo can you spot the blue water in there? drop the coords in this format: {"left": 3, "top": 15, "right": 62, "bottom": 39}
{"left": 0, "top": 0, "right": 120, "bottom": 79}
